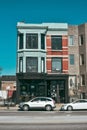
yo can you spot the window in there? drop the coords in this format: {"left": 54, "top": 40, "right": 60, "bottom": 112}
{"left": 31, "top": 98, "right": 41, "bottom": 102}
{"left": 20, "top": 85, "right": 27, "bottom": 95}
{"left": 26, "top": 34, "right": 38, "bottom": 49}
{"left": 81, "top": 75, "right": 85, "bottom": 85}
{"left": 19, "top": 33, "right": 23, "bottom": 49}
{"left": 70, "top": 54, "right": 74, "bottom": 65}
{"left": 19, "top": 57, "right": 23, "bottom": 72}
{"left": 41, "top": 34, "right": 45, "bottom": 49}
{"left": 41, "top": 57, "right": 45, "bottom": 73}
{"left": 26, "top": 57, "right": 38, "bottom": 72}
{"left": 52, "top": 58, "right": 62, "bottom": 72}
{"left": 80, "top": 54, "right": 84, "bottom": 65}
{"left": 69, "top": 35, "right": 74, "bottom": 45}
{"left": 79, "top": 35, "right": 84, "bottom": 45}
{"left": 51, "top": 35, "right": 62, "bottom": 50}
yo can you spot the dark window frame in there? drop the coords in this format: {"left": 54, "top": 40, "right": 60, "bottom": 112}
{"left": 26, "top": 33, "right": 38, "bottom": 49}
{"left": 80, "top": 54, "right": 84, "bottom": 65}
{"left": 51, "top": 35, "right": 62, "bottom": 50}
{"left": 41, "top": 34, "right": 45, "bottom": 49}
{"left": 52, "top": 57, "right": 62, "bottom": 73}
{"left": 79, "top": 35, "right": 84, "bottom": 45}
{"left": 19, "top": 33, "right": 23, "bottom": 49}
{"left": 26, "top": 57, "right": 38, "bottom": 72}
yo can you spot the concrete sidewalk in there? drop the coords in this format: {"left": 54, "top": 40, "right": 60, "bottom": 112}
{"left": 0, "top": 104, "right": 63, "bottom": 111}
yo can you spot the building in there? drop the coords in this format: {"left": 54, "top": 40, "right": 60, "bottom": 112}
{"left": 16, "top": 22, "right": 87, "bottom": 103}
{"left": 16, "top": 22, "right": 69, "bottom": 103}
{"left": 0, "top": 75, "right": 16, "bottom": 101}
{"left": 68, "top": 23, "right": 87, "bottom": 101}
{"left": 68, "top": 25, "right": 80, "bottom": 101}
{"left": 78, "top": 23, "right": 87, "bottom": 98}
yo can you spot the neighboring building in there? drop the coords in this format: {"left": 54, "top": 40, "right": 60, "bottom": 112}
{"left": 0, "top": 75, "right": 16, "bottom": 101}
{"left": 78, "top": 23, "right": 87, "bottom": 99}
{"left": 68, "top": 25, "right": 80, "bottom": 102}
{"left": 16, "top": 22, "right": 87, "bottom": 103}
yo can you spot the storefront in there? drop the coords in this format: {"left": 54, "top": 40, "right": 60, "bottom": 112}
{"left": 16, "top": 73, "right": 69, "bottom": 103}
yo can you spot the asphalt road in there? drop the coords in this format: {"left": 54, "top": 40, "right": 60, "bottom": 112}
{"left": 0, "top": 111, "right": 87, "bottom": 124}
{"left": 0, "top": 124, "right": 87, "bottom": 130}
{"left": 0, "top": 110, "right": 87, "bottom": 116}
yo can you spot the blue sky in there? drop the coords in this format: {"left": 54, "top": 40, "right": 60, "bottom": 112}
{"left": 0, "top": 0, "right": 87, "bottom": 75}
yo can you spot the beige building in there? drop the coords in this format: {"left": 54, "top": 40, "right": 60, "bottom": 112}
{"left": 68, "top": 23, "right": 87, "bottom": 101}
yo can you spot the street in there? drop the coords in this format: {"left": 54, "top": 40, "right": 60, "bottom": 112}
{"left": 0, "top": 124, "right": 87, "bottom": 130}
{"left": 0, "top": 110, "right": 87, "bottom": 130}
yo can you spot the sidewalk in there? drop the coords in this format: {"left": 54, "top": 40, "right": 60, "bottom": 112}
{"left": 0, "top": 104, "right": 63, "bottom": 111}
{"left": 0, "top": 105, "right": 19, "bottom": 111}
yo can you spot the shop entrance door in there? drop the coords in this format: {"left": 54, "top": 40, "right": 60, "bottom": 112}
{"left": 49, "top": 80, "right": 65, "bottom": 103}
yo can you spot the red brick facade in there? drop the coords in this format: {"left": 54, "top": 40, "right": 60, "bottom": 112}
{"left": 46, "top": 35, "right": 68, "bottom": 74}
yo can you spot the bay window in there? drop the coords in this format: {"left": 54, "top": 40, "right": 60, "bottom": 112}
{"left": 26, "top": 57, "right": 38, "bottom": 72}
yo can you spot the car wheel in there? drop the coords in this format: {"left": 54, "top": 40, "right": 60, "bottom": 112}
{"left": 67, "top": 106, "right": 73, "bottom": 111}
{"left": 45, "top": 105, "right": 52, "bottom": 111}
{"left": 23, "top": 105, "right": 29, "bottom": 111}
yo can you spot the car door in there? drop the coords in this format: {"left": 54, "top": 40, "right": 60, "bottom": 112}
{"left": 79, "top": 100, "right": 87, "bottom": 109}
{"left": 29, "top": 97, "right": 44, "bottom": 108}
{"left": 73, "top": 100, "right": 87, "bottom": 110}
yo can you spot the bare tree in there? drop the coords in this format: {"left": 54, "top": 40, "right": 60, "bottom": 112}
{"left": 0, "top": 67, "right": 3, "bottom": 75}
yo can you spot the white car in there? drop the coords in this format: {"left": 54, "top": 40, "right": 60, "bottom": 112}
{"left": 19, "top": 97, "right": 56, "bottom": 111}
{"left": 60, "top": 99, "right": 87, "bottom": 111}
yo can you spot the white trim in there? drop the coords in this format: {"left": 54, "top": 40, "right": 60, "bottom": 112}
{"left": 47, "top": 46, "right": 51, "bottom": 48}
{"left": 62, "top": 59, "right": 68, "bottom": 61}
{"left": 47, "top": 55, "right": 68, "bottom": 58}
{"left": 46, "top": 59, "right": 51, "bottom": 61}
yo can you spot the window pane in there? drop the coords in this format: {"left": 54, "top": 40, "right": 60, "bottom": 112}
{"left": 26, "top": 57, "right": 38, "bottom": 72}
{"left": 41, "top": 34, "right": 45, "bottom": 49}
{"left": 51, "top": 35, "right": 62, "bottom": 50}
{"left": 26, "top": 34, "right": 38, "bottom": 49}
{"left": 79, "top": 35, "right": 84, "bottom": 45}
{"left": 19, "top": 33, "right": 23, "bottom": 49}
{"left": 20, "top": 85, "right": 27, "bottom": 95}
{"left": 80, "top": 54, "right": 84, "bottom": 65}
{"left": 41, "top": 57, "right": 45, "bottom": 73}
{"left": 52, "top": 58, "right": 62, "bottom": 72}
{"left": 70, "top": 54, "right": 74, "bottom": 65}
{"left": 81, "top": 75, "right": 85, "bottom": 85}
{"left": 69, "top": 35, "right": 74, "bottom": 45}
{"left": 19, "top": 57, "right": 23, "bottom": 72}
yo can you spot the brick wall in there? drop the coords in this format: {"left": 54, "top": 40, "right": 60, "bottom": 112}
{"left": 46, "top": 35, "right": 68, "bottom": 73}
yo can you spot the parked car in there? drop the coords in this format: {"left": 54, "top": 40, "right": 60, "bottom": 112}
{"left": 19, "top": 97, "right": 56, "bottom": 111}
{"left": 60, "top": 99, "right": 87, "bottom": 111}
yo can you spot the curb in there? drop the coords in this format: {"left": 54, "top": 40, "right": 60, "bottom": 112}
{"left": 0, "top": 104, "right": 63, "bottom": 111}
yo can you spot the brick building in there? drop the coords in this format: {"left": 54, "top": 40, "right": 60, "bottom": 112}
{"left": 16, "top": 22, "right": 87, "bottom": 103}
{"left": 0, "top": 75, "right": 16, "bottom": 100}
